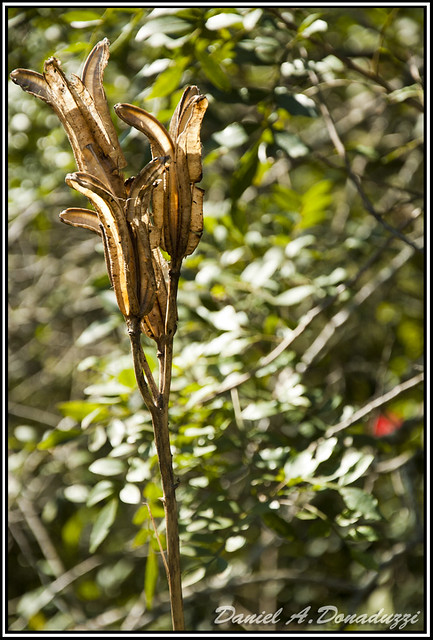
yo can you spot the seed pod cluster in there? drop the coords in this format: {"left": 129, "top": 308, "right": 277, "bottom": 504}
{"left": 115, "top": 85, "right": 208, "bottom": 262}
{"left": 11, "top": 39, "right": 207, "bottom": 344}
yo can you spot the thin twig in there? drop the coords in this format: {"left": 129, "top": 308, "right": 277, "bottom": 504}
{"left": 304, "top": 58, "right": 422, "bottom": 252}
{"left": 127, "top": 317, "right": 157, "bottom": 416}
{"left": 139, "top": 347, "right": 159, "bottom": 403}
{"left": 16, "top": 495, "right": 65, "bottom": 578}
{"left": 297, "top": 242, "right": 416, "bottom": 371}
{"left": 161, "top": 265, "right": 180, "bottom": 403}
{"left": 270, "top": 8, "right": 423, "bottom": 113}
{"left": 8, "top": 555, "right": 103, "bottom": 618}
{"left": 325, "top": 372, "right": 424, "bottom": 437}
{"left": 144, "top": 502, "right": 169, "bottom": 579}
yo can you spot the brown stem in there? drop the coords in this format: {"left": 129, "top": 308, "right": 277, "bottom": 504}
{"left": 127, "top": 318, "right": 157, "bottom": 416}
{"left": 161, "top": 264, "right": 180, "bottom": 403}
{"left": 127, "top": 314, "right": 184, "bottom": 630}
{"left": 151, "top": 402, "right": 184, "bottom": 630}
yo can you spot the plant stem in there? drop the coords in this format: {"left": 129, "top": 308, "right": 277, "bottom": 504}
{"left": 127, "top": 315, "right": 185, "bottom": 630}
{"left": 152, "top": 401, "right": 185, "bottom": 630}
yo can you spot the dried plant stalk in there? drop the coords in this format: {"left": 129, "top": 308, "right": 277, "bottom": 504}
{"left": 11, "top": 38, "right": 208, "bottom": 631}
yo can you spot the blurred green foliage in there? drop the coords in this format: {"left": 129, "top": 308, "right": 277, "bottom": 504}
{"left": 8, "top": 6, "right": 424, "bottom": 633}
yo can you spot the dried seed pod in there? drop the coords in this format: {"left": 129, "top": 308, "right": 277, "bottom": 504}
{"left": 81, "top": 38, "right": 127, "bottom": 172}
{"left": 185, "top": 186, "right": 205, "bottom": 256}
{"left": 12, "top": 40, "right": 207, "bottom": 338}
{"left": 114, "top": 87, "right": 207, "bottom": 262}
{"left": 59, "top": 208, "right": 102, "bottom": 235}
{"left": 183, "top": 96, "right": 208, "bottom": 183}
{"left": 11, "top": 46, "right": 126, "bottom": 200}
{"left": 114, "top": 103, "right": 174, "bottom": 158}
{"left": 65, "top": 172, "right": 139, "bottom": 318}
{"left": 169, "top": 86, "right": 201, "bottom": 141}
{"left": 126, "top": 156, "right": 169, "bottom": 222}
{"left": 10, "top": 68, "right": 50, "bottom": 101}
{"left": 140, "top": 248, "right": 172, "bottom": 342}
{"left": 130, "top": 217, "right": 157, "bottom": 317}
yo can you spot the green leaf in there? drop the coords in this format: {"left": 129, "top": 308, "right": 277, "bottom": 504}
{"left": 57, "top": 400, "right": 109, "bottom": 422}
{"left": 347, "top": 525, "right": 379, "bottom": 542}
{"left": 388, "top": 84, "right": 421, "bottom": 104}
{"left": 241, "top": 401, "right": 279, "bottom": 420}
{"left": 144, "top": 546, "right": 159, "bottom": 608}
{"left": 89, "top": 498, "right": 118, "bottom": 553}
{"left": 87, "top": 481, "right": 115, "bottom": 507}
{"left": 272, "top": 184, "right": 302, "bottom": 211}
{"left": 117, "top": 367, "right": 137, "bottom": 389}
{"left": 37, "top": 428, "right": 81, "bottom": 449}
{"left": 275, "top": 88, "right": 318, "bottom": 117}
{"left": 182, "top": 567, "right": 206, "bottom": 588}
{"left": 213, "top": 123, "right": 248, "bottom": 148}
{"left": 273, "top": 285, "right": 316, "bottom": 306}
{"left": 314, "top": 437, "right": 338, "bottom": 464}
{"left": 338, "top": 487, "right": 381, "bottom": 521}
{"left": 133, "top": 528, "right": 151, "bottom": 548}
{"left": 76, "top": 318, "right": 119, "bottom": 346}
{"left": 350, "top": 548, "right": 380, "bottom": 570}
{"left": 89, "top": 458, "right": 125, "bottom": 477}
{"left": 298, "top": 14, "right": 328, "bottom": 37}
{"left": 205, "top": 12, "right": 243, "bottom": 31}
{"left": 299, "top": 179, "right": 333, "bottom": 228}
{"left": 136, "top": 16, "right": 190, "bottom": 40}
{"left": 230, "top": 141, "right": 260, "bottom": 200}
{"left": 84, "top": 381, "right": 131, "bottom": 396}
{"left": 274, "top": 131, "right": 309, "bottom": 158}
{"left": 284, "top": 449, "right": 317, "bottom": 481}
{"left": 148, "top": 59, "right": 188, "bottom": 99}
{"left": 337, "top": 452, "right": 375, "bottom": 486}
{"left": 62, "top": 10, "right": 103, "bottom": 23}
{"left": 195, "top": 42, "right": 231, "bottom": 92}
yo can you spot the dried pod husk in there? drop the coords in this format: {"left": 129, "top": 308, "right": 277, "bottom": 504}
{"left": 11, "top": 41, "right": 126, "bottom": 200}
{"left": 81, "top": 38, "right": 127, "bottom": 174}
{"left": 169, "top": 86, "right": 201, "bottom": 141}
{"left": 65, "top": 172, "right": 139, "bottom": 318}
{"left": 59, "top": 208, "right": 102, "bottom": 236}
{"left": 130, "top": 217, "right": 157, "bottom": 317}
{"left": 140, "top": 249, "right": 172, "bottom": 342}
{"left": 185, "top": 186, "right": 204, "bottom": 256}
{"left": 114, "top": 103, "right": 174, "bottom": 158}
{"left": 172, "top": 92, "right": 208, "bottom": 258}
{"left": 115, "top": 89, "right": 207, "bottom": 262}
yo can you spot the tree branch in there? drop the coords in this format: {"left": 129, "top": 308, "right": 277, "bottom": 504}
{"left": 325, "top": 372, "right": 424, "bottom": 437}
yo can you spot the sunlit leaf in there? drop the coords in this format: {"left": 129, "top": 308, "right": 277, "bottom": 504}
{"left": 273, "top": 285, "right": 316, "bottom": 306}
{"left": 57, "top": 401, "right": 109, "bottom": 422}
{"left": 274, "top": 131, "right": 309, "bottom": 158}
{"left": 89, "top": 498, "right": 118, "bottom": 552}
{"left": 89, "top": 458, "right": 125, "bottom": 476}
{"left": 338, "top": 487, "right": 381, "bottom": 520}
{"left": 148, "top": 60, "right": 188, "bottom": 98}
{"left": 275, "top": 88, "right": 318, "bottom": 117}
{"left": 205, "top": 12, "right": 243, "bottom": 31}
{"left": 37, "top": 428, "right": 81, "bottom": 449}
{"left": 87, "top": 480, "right": 115, "bottom": 506}
{"left": 62, "top": 10, "right": 103, "bottom": 24}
